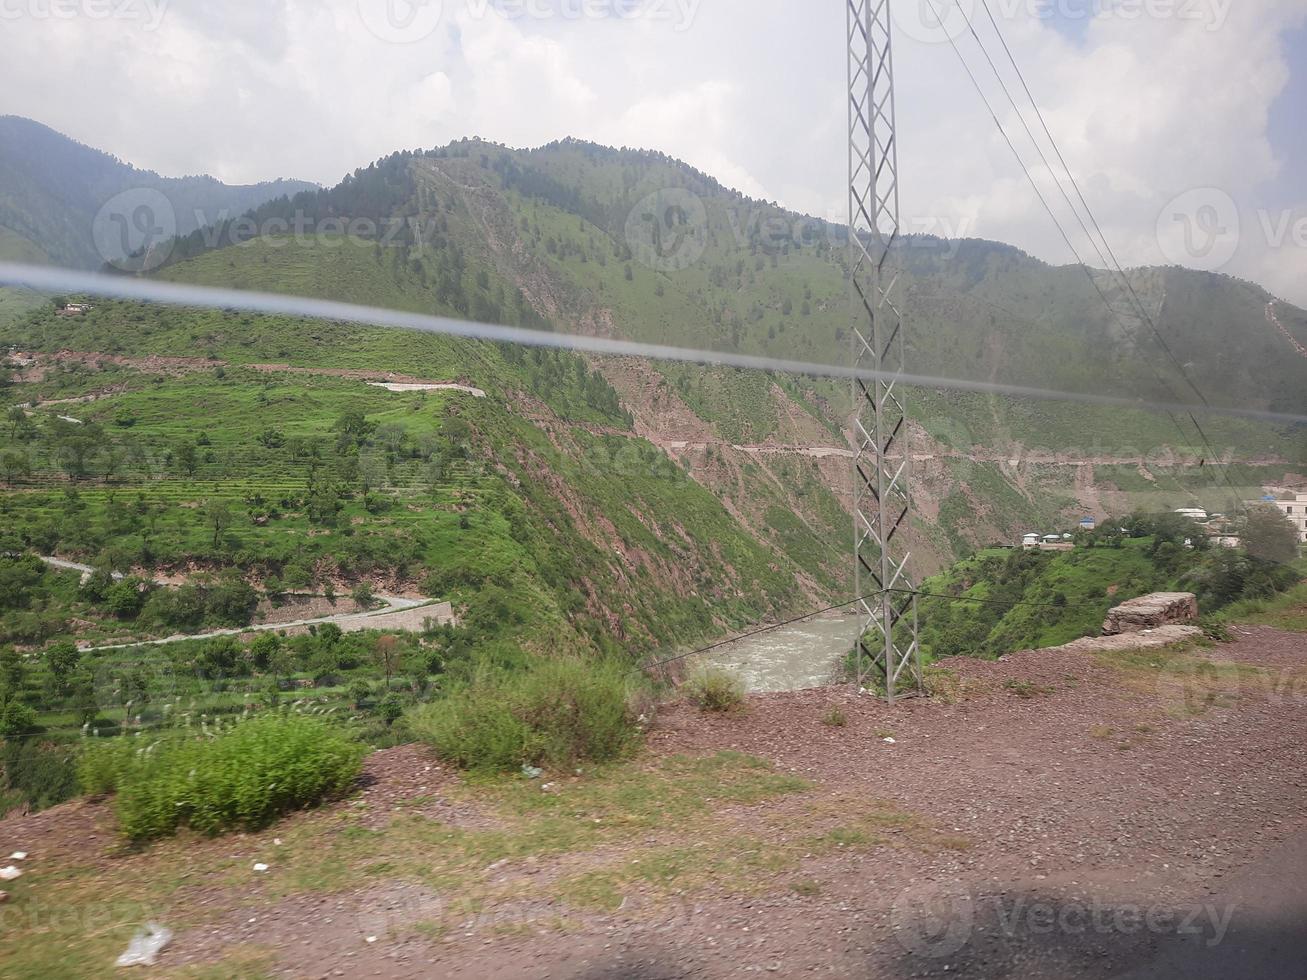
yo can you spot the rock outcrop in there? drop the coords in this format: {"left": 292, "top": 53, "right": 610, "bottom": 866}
{"left": 1102, "top": 593, "right": 1199, "bottom": 636}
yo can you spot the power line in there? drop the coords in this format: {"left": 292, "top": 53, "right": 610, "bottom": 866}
{"left": 974, "top": 0, "right": 1209, "bottom": 412}
{"left": 925, "top": 0, "right": 1247, "bottom": 512}
{"left": 957, "top": 0, "right": 1250, "bottom": 512}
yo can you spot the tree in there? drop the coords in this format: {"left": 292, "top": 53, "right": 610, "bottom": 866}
{"left": 205, "top": 498, "right": 233, "bottom": 549}
{"left": 7, "top": 405, "right": 26, "bottom": 439}
{"left": 247, "top": 632, "right": 282, "bottom": 672}
{"left": 70, "top": 670, "right": 98, "bottom": 726}
{"left": 56, "top": 435, "right": 97, "bottom": 481}
{"left": 1, "top": 450, "right": 29, "bottom": 486}
{"left": 0, "top": 699, "right": 36, "bottom": 739}
{"left": 373, "top": 635, "right": 403, "bottom": 691}
{"left": 334, "top": 411, "right": 376, "bottom": 446}
{"left": 351, "top": 581, "right": 376, "bottom": 609}
{"left": 105, "top": 579, "right": 147, "bottom": 619}
{"left": 175, "top": 442, "right": 199, "bottom": 478}
{"left": 257, "top": 427, "right": 286, "bottom": 449}
{"left": 1242, "top": 504, "right": 1300, "bottom": 566}
{"left": 44, "top": 640, "right": 81, "bottom": 697}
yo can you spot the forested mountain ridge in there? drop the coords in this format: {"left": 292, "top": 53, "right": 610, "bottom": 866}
{"left": 140, "top": 136, "right": 1307, "bottom": 555}
{"left": 0, "top": 116, "right": 317, "bottom": 269}
{"left": 1, "top": 131, "right": 1305, "bottom": 661}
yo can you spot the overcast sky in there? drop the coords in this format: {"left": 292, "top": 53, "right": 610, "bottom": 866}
{"left": 2, "top": 0, "right": 1304, "bottom": 306}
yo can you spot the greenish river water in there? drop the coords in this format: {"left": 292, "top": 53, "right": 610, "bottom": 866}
{"left": 698, "top": 614, "right": 861, "bottom": 693}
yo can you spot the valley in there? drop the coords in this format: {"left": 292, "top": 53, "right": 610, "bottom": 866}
{"left": 0, "top": 123, "right": 1305, "bottom": 978}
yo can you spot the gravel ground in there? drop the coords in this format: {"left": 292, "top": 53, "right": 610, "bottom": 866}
{"left": 5, "top": 626, "right": 1306, "bottom": 979}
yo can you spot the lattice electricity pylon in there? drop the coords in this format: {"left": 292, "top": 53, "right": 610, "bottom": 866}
{"left": 847, "top": 0, "right": 922, "bottom": 703}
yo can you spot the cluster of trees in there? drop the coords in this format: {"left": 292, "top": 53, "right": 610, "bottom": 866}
{"left": 918, "top": 508, "right": 1302, "bottom": 661}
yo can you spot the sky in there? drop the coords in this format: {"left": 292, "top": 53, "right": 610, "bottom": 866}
{"left": 1, "top": 0, "right": 1304, "bottom": 306}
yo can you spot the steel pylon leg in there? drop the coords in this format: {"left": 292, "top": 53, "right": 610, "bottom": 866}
{"left": 847, "top": 0, "right": 922, "bottom": 703}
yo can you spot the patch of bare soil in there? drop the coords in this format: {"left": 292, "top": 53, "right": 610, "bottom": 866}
{"left": 7, "top": 630, "right": 1307, "bottom": 979}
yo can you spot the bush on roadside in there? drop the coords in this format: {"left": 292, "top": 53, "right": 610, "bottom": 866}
{"left": 78, "top": 714, "right": 365, "bottom": 840}
{"left": 406, "top": 657, "right": 640, "bottom": 772}
{"left": 1199, "top": 616, "right": 1233, "bottom": 643}
{"left": 684, "top": 667, "right": 745, "bottom": 713}
{"left": 0, "top": 739, "right": 79, "bottom": 816}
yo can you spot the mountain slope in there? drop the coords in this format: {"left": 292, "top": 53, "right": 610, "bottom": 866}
{"left": 4, "top": 133, "right": 1304, "bottom": 643}
{"left": 0, "top": 116, "right": 317, "bottom": 270}
{"left": 146, "top": 138, "right": 1307, "bottom": 553}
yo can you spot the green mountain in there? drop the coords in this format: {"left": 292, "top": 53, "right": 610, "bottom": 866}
{"left": 0, "top": 116, "right": 317, "bottom": 270}
{"left": 145, "top": 138, "right": 1307, "bottom": 552}
{"left": 2, "top": 135, "right": 1305, "bottom": 661}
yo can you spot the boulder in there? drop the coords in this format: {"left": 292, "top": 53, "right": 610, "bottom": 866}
{"left": 1102, "top": 592, "right": 1199, "bottom": 635}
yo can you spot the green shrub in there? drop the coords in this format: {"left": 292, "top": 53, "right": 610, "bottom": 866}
{"left": 685, "top": 667, "right": 746, "bottom": 713}
{"left": 821, "top": 707, "right": 848, "bottom": 728}
{"left": 407, "top": 657, "right": 640, "bottom": 772}
{"left": 79, "top": 714, "right": 365, "bottom": 840}
{"left": 1199, "top": 617, "right": 1233, "bottom": 643}
{"left": 0, "top": 700, "right": 37, "bottom": 738}
{"left": 0, "top": 739, "right": 80, "bottom": 816}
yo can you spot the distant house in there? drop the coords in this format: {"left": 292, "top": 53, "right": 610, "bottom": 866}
{"left": 1079, "top": 517, "right": 1097, "bottom": 531}
{"left": 1262, "top": 492, "right": 1307, "bottom": 544}
{"left": 58, "top": 302, "right": 92, "bottom": 316}
{"left": 1022, "top": 533, "right": 1040, "bottom": 550}
{"left": 1174, "top": 507, "right": 1208, "bottom": 522}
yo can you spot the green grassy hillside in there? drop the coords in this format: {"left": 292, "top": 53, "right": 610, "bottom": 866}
{"left": 0, "top": 297, "right": 838, "bottom": 659}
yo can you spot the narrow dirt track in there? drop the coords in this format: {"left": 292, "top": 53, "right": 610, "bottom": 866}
{"left": 5, "top": 626, "right": 1306, "bottom": 978}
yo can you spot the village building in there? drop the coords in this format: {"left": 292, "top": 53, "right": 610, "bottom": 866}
{"left": 1265, "top": 492, "right": 1307, "bottom": 544}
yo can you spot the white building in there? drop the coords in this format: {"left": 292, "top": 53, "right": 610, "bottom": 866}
{"left": 1267, "top": 493, "right": 1307, "bottom": 543}
{"left": 1174, "top": 508, "right": 1208, "bottom": 523}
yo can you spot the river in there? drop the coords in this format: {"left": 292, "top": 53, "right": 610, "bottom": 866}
{"left": 698, "top": 613, "right": 862, "bottom": 693}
